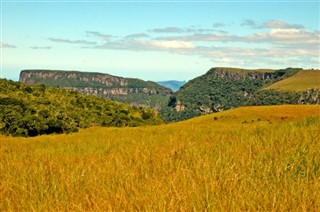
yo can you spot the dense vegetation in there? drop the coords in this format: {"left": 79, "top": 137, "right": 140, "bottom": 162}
{"left": 16, "top": 68, "right": 320, "bottom": 124}
{"left": 247, "top": 89, "right": 320, "bottom": 105}
{"left": 0, "top": 79, "right": 163, "bottom": 137}
{"left": 247, "top": 90, "right": 301, "bottom": 105}
{"left": 1, "top": 105, "right": 319, "bottom": 210}
{"left": 19, "top": 70, "right": 172, "bottom": 109}
{"left": 160, "top": 67, "right": 302, "bottom": 122}
{"left": 106, "top": 92, "right": 170, "bottom": 110}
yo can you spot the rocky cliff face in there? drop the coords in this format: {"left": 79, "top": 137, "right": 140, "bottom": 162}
{"left": 65, "top": 87, "right": 166, "bottom": 96}
{"left": 298, "top": 89, "right": 320, "bottom": 104}
{"left": 19, "top": 70, "right": 172, "bottom": 109}
{"left": 207, "top": 68, "right": 277, "bottom": 81}
{"left": 20, "top": 71, "right": 129, "bottom": 87}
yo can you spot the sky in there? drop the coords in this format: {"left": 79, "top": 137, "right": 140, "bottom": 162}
{"left": 1, "top": 0, "right": 319, "bottom": 81}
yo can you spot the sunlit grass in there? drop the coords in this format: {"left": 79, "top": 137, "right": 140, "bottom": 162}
{"left": 265, "top": 70, "right": 320, "bottom": 91}
{"left": 1, "top": 105, "right": 320, "bottom": 210}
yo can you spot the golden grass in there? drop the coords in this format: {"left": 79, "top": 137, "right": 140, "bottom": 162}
{"left": 1, "top": 105, "right": 320, "bottom": 211}
{"left": 265, "top": 70, "right": 320, "bottom": 91}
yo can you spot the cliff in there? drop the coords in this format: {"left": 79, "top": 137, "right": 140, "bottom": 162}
{"left": 19, "top": 70, "right": 172, "bottom": 109}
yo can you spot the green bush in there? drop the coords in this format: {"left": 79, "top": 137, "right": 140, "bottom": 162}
{"left": 0, "top": 79, "right": 163, "bottom": 137}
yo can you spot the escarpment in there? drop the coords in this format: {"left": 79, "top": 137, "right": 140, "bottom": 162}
{"left": 19, "top": 70, "right": 172, "bottom": 109}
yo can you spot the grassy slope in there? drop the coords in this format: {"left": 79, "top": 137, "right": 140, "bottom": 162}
{"left": 1, "top": 105, "right": 320, "bottom": 211}
{"left": 265, "top": 70, "right": 320, "bottom": 91}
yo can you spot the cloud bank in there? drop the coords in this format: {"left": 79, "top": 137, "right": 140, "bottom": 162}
{"left": 44, "top": 20, "right": 319, "bottom": 68}
{"left": 49, "top": 38, "right": 97, "bottom": 45}
{"left": 30, "top": 46, "right": 52, "bottom": 50}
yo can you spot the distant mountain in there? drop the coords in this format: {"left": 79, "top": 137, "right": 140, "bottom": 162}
{"left": 160, "top": 67, "right": 320, "bottom": 122}
{"left": 0, "top": 78, "right": 163, "bottom": 137}
{"left": 19, "top": 70, "right": 172, "bottom": 110}
{"left": 18, "top": 68, "right": 320, "bottom": 124}
{"left": 156, "top": 80, "right": 187, "bottom": 92}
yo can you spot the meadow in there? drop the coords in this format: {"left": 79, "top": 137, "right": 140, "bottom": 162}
{"left": 1, "top": 105, "right": 320, "bottom": 211}
{"left": 265, "top": 70, "right": 320, "bottom": 91}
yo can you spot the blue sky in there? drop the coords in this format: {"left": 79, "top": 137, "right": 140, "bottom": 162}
{"left": 1, "top": 1, "right": 319, "bottom": 81}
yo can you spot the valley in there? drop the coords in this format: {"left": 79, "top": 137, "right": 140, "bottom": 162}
{"left": 1, "top": 68, "right": 319, "bottom": 210}
{"left": 2, "top": 2, "right": 319, "bottom": 211}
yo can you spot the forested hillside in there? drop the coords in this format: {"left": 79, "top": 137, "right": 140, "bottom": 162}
{"left": 160, "top": 67, "right": 319, "bottom": 122}
{"left": 0, "top": 79, "right": 163, "bottom": 137}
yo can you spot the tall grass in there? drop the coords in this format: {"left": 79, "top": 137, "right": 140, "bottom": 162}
{"left": 1, "top": 105, "right": 319, "bottom": 211}
{"left": 265, "top": 70, "right": 320, "bottom": 91}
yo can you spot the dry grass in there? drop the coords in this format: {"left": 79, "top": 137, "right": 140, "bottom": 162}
{"left": 1, "top": 105, "right": 320, "bottom": 211}
{"left": 265, "top": 70, "right": 320, "bottom": 91}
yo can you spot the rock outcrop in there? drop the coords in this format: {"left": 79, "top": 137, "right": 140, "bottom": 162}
{"left": 19, "top": 70, "right": 172, "bottom": 109}
{"left": 298, "top": 89, "right": 320, "bottom": 104}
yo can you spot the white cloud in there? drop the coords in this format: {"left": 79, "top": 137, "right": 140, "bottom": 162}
{"left": 212, "top": 22, "right": 225, "bottom": 28}
{"left": 126, "top": 33, "right": 150, "bottom": 39}
{"left": 150, "top": 27, "right": 184, "bottom": 33}
{"left": 147, "top": 40, "right": 195, "bottom": 49}
{"left": 156, "top": 32, "right": 239, "bottom": 42}
{"left": 49, "top": 20, "right": 319, "bottom": 69}
{"left": 86, "top": 31, "right": 114, "bottom": 40}
{"left": 241, "top": 19, "right": 256, "bottom": 27}
{"left": 245, "top": 29, "right": 319, "bottom": 46}
{"left": 48, "top": 38, "right": 97, "bottom": 45}
{"left": 262, "top": 20, "right": 304, "bottom": 29}
{"left": 241, "top": 19, "right": 305, "bottom": 29}
{"left": 30, "top": 46, "right": 52, "bottom": 49}
{"left": 149, "top": 26, "right": 216, "bottom": 34}
{"left": 0, "top": 42, "right": 17, "bottom": 48}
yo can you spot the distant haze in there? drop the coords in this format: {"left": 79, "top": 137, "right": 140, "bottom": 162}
{"left": 157, "top": 80, "right": 187, "bottom": 92}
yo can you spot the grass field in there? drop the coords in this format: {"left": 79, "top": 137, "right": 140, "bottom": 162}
{"left": 1, "top": 105, "right": 320, "bottom": 211}
{"left": 265, "top": 70, "right": 320, "bottom": 91}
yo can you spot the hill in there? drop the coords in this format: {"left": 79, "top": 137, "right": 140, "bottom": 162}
{"left": 0, "top": 79, "right": 163, "bottom": 137}
{"left": 156, "top": 80, "right": 187, "bottom": 92}
{"left": 1, "top": 105, "right": 319, "bottom": 211}
{"left": 160, "top": 67, "right": 320, "bottom": 122}
{"left": 264, "top": 70, "right": 320, "bottom": 91}
{"left": 248, "top": 70, "right": 320, "bottom": 106}
{"left": 160, "top": 67, "right": 301, "bottom": 122}
{"left": 19, "top": 70, "right": 172, "bottom": 110}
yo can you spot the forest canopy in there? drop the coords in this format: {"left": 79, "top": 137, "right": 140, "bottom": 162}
{"left": 0, "top": 79, "right": 163, "bottom": 137}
